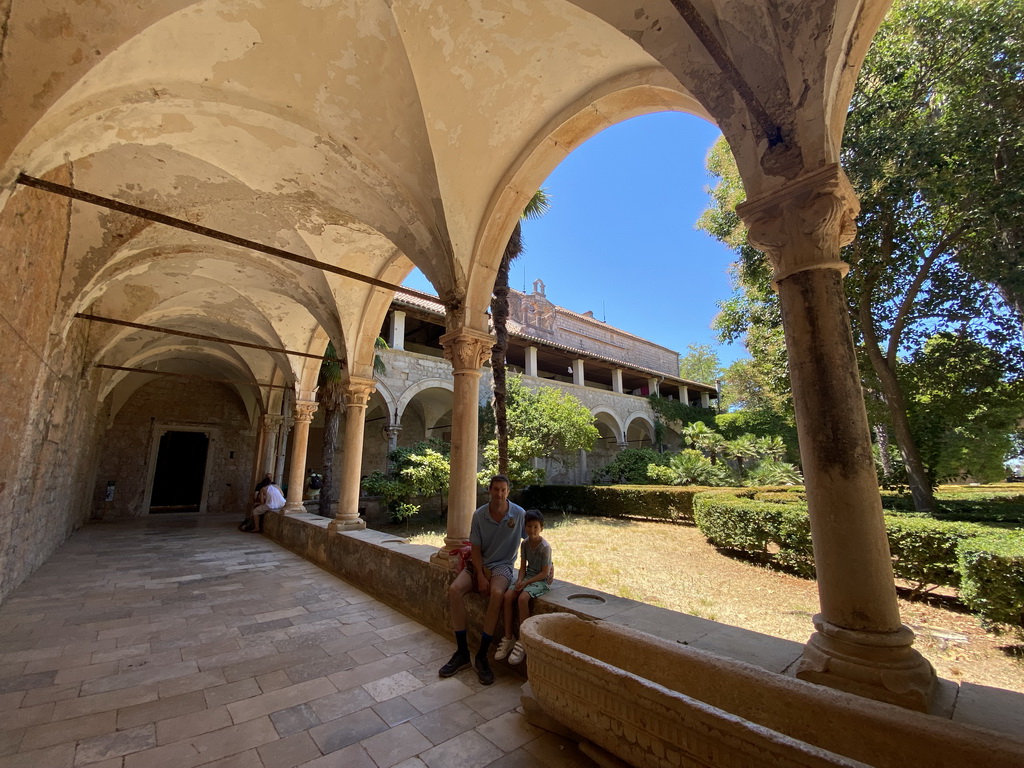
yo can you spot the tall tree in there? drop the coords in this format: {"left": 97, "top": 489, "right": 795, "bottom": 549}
{"left": 491, "top": 190, "right": 550, "bottom": 475}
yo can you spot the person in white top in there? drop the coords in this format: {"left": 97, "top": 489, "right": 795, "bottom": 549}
{"left": 251, "top": 480, "right": 286, "bottom": 533}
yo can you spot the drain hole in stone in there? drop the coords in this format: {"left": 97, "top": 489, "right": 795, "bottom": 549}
{"left": 566, "top": 593, "right": 606, "bottom": 605}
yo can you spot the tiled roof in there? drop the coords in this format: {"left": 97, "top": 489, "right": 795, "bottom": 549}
{"left": 391, "top": 291, "right": 715, "bottom": 392}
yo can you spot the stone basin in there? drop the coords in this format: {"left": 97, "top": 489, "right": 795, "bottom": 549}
{"left": 520, "top": 613, "right": 1024, "bottom": 768}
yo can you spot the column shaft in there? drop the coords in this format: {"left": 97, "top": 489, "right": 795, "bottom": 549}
{"left": 330, "top": 377, "right": 374, "bottom": 532}
{"left": 283, "top": 400, "right": 317, "bottom": 513}
{"left": 739, "top": 164, "right": 935, "bottom": 711}
{"left": 435, "top": 328, "right": 491, "bottom": 565}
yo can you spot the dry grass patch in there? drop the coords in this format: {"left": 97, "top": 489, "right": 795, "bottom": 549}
{"left": 397, "top": 513, "right": 1024, "bottom": 693}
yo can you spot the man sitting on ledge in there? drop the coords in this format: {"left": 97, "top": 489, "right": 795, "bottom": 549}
{"left": 439, "top": 474, "right": 525, "bottom": 685}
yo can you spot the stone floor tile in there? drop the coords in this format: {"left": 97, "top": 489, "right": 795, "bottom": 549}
{"left": 256, "top": 670, "right": 293, "bottom": 694}
{"left": 20, "top": 711, "right": 117, "bottom": 752}
{"left": 123, "top": 738, "right": 205, "bottom": 768}
{"left": 404, "top": 678, "right": 475, "bottom": 715}
{"left": 53, "top": 662, "right": 120, "bottom": 686}
{"left": 326, "top": 654, "right": 418, "bottom": 693}
{"left": 361, "top": 722, "right": 433, "bottom": 768}
{"left": 90, "top": 645, "right": 150, "bottom": 665}
{"left": 1, "top": 701, "right": 55, "bottom": 730}
{"left": 372, "top": 696, "right": 421, "bottom": 727}
{"left": 157, "top": 669, "right": 229, "bottom": 697}
{"left": 347, "top": 646, "right": 385, "bottom": 666}
{"left": 308, "top": 707, "right": 387, "bottom": 754}
{"left": 254, "top": 608, "right": 308, "bottom": 624}
{"left": 0, "top": 670, "right": 58, "bottom": 694}
{"left": 475, "top": 710, "right": 542, "bottom": 753}
{"left": 270, "top": 703, "right": 321, "bottom": 738}
{"left": 24, "top": 653, "right": 94, "bottom": 674}
{"left": 309, "top": 687, "right": 375, "bottom": 723}
{"left": 391, "top": 759, "right": 428, "bottom": 768}
{"left": 483, "top": 747, "right": 552, "bottom": 767}
{"left": 362, "top": 670, "right": 424, "bottom": 703}
{"left": 73, "top": 724, "right": 155, "bottom": 766}
{"left": 0, "top": 691, "right": 25, "bottom": 712}
{"left": 0, "top": 741, "right": 75, "bottom": 768}
{"left": 21, "top": 682, "right": 80, "bottom": 708}
{"left": 294, "top": 742, "right": 374, "bottom": 768}
{"left": 227, "top": 677, "right": 337, "bottom": 724}
{"left": 194, "top": 749, "right": 261, "bottom": 768}
{"left": 204, "top": 677, "right": 261, "bottom": 708}
{"left": 188, "top": 714, "right": 279, "bottom": 763}
{"left": 115, "top": 690, "right": 207, "bottom": 730}
{"left": 179, "top": 640, "right": 240, "bottom": 663}
{"left": 521, "top": 732, "right": 600, "bottom": 768}
{"left": 117, "top": 649, "right": 184, "bottom": 673}
{"left": 73, "top": 757, "right": 124, "bottom": 768}
{"left": 155, "top": 704, "right": 234, "bottom": 745}
{"left": 78, "top": 660, "right": 199, "bottom": 696}
{"left": 461, "top": 681, "right": 523, "bottom": 720}
{"left": 410, "top": 701, "right": 486, "bottom": 746}
{"left": 51, "top": 686, "right": 158, "bottom": 721}
{"left": 0, "top": 726, "right": 24, "bottom": 756}
{"left": 418, "top": 729, "right": 503, "bottom": 768}
{"left": 256, "top": 731, "right": 321, "bottom": 768}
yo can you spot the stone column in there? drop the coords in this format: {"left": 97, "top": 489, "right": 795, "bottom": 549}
{"left": 260, "top": 414, "right": 282, "bottom": 478}
{"left": 525, "top": 346, "right": 538, "bottom": 377}
{"left": 433, "top": 327, "right": 492, "bottom": 566}
{"left": 283, "top": 400, "right": 317, "bottom": 514}
{"left": 700, "top": 391, "right": 710, "bottom": 408}
{"left": 329, "top": 377, "right": 375, "bottom": 532}
{"left": 385, "top": 423, "right": 402, "bottom": 453}
{"left": 647, "top": 377, "right": 659, "bottom": 397}
{"left": 680, "top": 385, "right": 689, "bottom": 406}
{"left": 390, "top": 310, "right": 406, "bottom": 351}
{"left": 571, "top": 359, "right": 584, "bottom": 386}
{"left": 611, "top": 368, "right": 623, "bottom": 394}
{"left": 738, "top": 164, "right": 935, "bottom": 711}
{"left": 616, "top": 439, "right": 629, "bottom": 452}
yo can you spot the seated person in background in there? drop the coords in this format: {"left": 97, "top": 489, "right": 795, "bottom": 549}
{"left": 251, "top": 478, "right": 286, "bottom": 533}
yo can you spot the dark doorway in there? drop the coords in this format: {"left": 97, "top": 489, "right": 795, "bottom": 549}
{"left": 150, "top": 430, "right": 209, "bottom": 513}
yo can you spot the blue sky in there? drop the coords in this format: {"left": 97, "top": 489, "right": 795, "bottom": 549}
{"left": 404, "top": 111, "right": 746, "bottom": 367}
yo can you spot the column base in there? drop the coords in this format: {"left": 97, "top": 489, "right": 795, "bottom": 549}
{"left": 328, "top": 517, "right": 366, "bottom": 533}
{"left": 430, "top": 547, "right": 456, "bottom": 569}
{"left": 282, "top": 503, "right": 305, "bottom": 516}
{"left": 794, "top": 614, "right": 937, "bottom": 712}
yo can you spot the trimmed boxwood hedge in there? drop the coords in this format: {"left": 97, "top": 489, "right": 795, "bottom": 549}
{"left": 958, "top": 532, "right": 1024, "bottom": 637}
{"left": 518, "top": 484, "right": 709, "bottom": 524}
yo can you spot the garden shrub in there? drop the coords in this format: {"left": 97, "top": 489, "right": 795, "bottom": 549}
{"left": 958, "top": 532, "right": 1024, "bottom": 638}
{"left": 518, "top": 485, "right": 705, "bottom": 523}
{"left": 692, "top": 491, "right": 815, "bottom": 577}
{"left": 883, "top": 516, "right": 985, "bottom": 594}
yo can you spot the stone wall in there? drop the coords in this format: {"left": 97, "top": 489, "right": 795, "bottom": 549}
{"left": 0, "top": 168, "right": 105, "bottom": 600}
{"left": 93, "top": 378, "right": 256, "bottom": 519}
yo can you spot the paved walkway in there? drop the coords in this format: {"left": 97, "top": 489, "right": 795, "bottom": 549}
{"left": 0, "top": 516, "right": 596, "bottom": 768}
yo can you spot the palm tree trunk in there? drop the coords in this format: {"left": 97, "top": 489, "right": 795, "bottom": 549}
{"left": 319, "top": 405, "right": 340, "bottom": 517}
{"left": 491, "top": 221, "right": 522, "bottom": 477}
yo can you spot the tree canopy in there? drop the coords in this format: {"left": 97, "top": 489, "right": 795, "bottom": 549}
{"left": 698, "top": 0, "right": 1024, "bottom": 504}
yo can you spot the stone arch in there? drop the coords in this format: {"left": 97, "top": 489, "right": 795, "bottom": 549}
{"left": 624, "top": 412, "right": 656, "bottom": 449}
{"left": 465, "top": 73, "right": 712, "bottom": 328}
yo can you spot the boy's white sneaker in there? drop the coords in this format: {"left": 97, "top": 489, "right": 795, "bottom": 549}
{"left": 508, "top": 640, "right": 526, "bottom": 665}
{"left": 494, "top": 636, "right": 516, "bottom": 661}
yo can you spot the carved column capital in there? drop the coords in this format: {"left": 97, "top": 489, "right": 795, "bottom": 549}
{"left": 737, "top": 164, "right": 859, "bottom": 285}
{"left": 293, "top": 399, "right": 318, "bottom": 424}
{"left": 262, "top": 414, "right": 283, "bottom": 430}
{"left": 440, "top": 328, "right": 493, "bottom": 374}
{"left": 342, "top": 377, "right": 376, "bottom": 408}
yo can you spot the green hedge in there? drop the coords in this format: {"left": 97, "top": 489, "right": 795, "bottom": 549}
{"left": 518, "top": 485, "right": 708, "bottom": 524}
{"left": 958, "top": 532, "right": 1024, "bottom": 638}
{"left": 693, "top": 491, "right": 815, "bottom": 577}
{"left": 883, "top": 516, "right": 986, "bottom": 593}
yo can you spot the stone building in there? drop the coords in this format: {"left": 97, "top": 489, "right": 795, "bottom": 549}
{"left": 3, "top": 1, "right": 1021, "bottom": 762}
{"left": 347, "top": 280, "right": 718, "bottom": 486}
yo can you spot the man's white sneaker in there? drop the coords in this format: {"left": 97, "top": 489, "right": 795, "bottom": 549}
{"left": 508, "top": 640, "right": 526, "bottom": 665}
{"left": 494, "top": 636, "right": 516, "bottom": 661}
